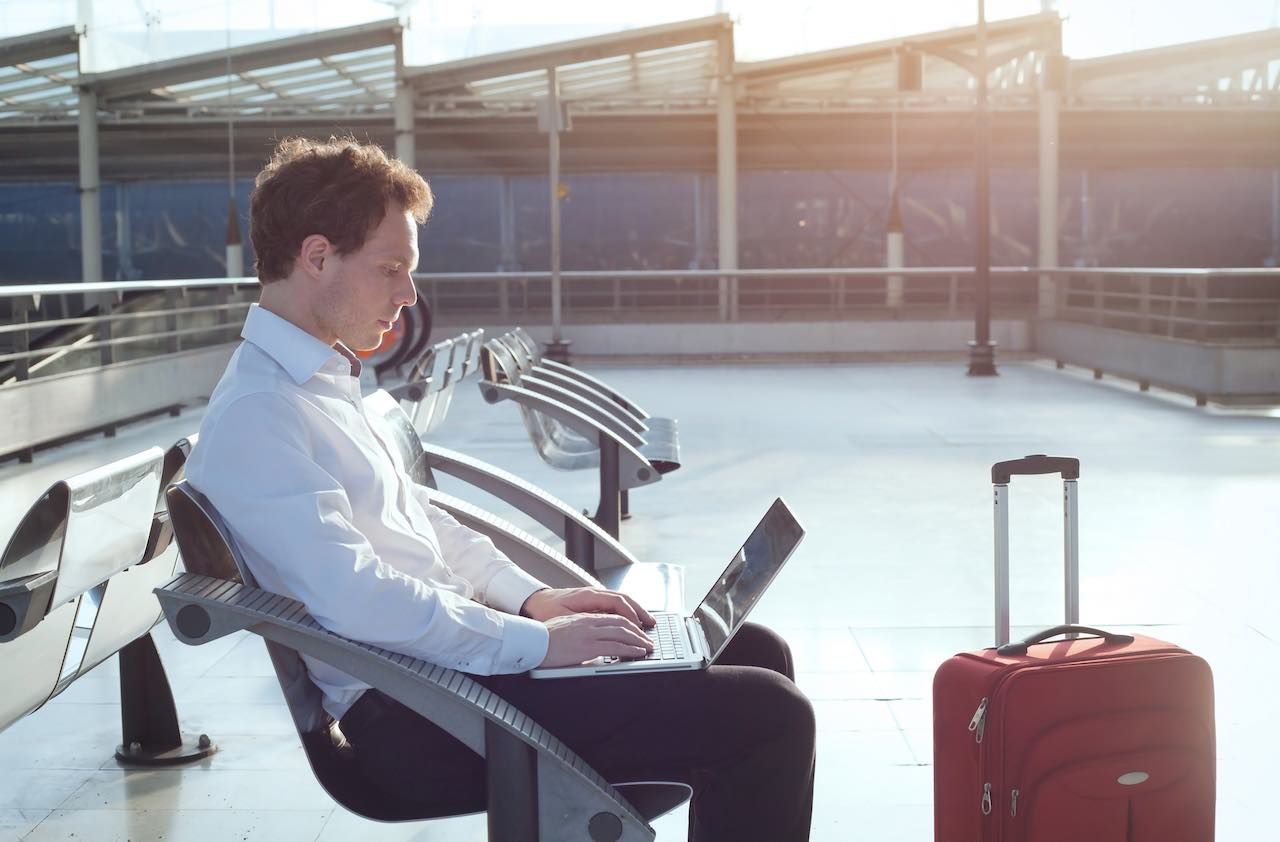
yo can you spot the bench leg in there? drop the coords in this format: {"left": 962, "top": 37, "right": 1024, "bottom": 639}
{"left": 486, "top": 721, "right": 539, "bottom": 842}
{"left": 115, "top": 633, "right": 216, "bottom": 766}
{"left": 591, "top": 439, "right": 622, "bottom": 540}
{"left": 564, "top": 518, "right": 598, "bottom": 577}
{"left": 620, "top": 489, "right": 631, "bottom": 521}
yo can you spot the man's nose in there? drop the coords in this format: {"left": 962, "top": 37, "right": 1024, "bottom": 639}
{"left": 396, "top": 270, "right": 417, "bottom": 308}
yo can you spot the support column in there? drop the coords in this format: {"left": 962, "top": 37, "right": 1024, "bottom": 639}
{"left": 498, "top": 176, "right": 517, "bottom": 271}
{"left": 115, "top": 183, "right": 136, "bottom": 281}
{"left": 1270, "top": 169, "right": 1279, "bottom": 267}
{"left": 715, "top": 25, "right": 738, "bottom": 321}
{"left": 78, "top": 86, "right": 102, "bottom": 284}
{"left": 394, "top": 35, "right": 416, "bottom": 169}
{"left": 225, "top": 196, "right": 243, "bottom": 278}
{"left": 886, "top": 194, "right": 905, "bottom": 311}
{"left": 1038, "top": 49, "right": 1063, "bottom": 319}
{"left": 543, "top": 68, "right": 570, "bottom": 362}
{"left": 967, "top": 1, "right": 997, "bottom": 376}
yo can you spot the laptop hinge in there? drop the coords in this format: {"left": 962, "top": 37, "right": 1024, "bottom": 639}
{"left": 687, "top": 615, "right": 711, "bottom": 662}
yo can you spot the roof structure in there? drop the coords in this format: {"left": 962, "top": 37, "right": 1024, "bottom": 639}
{"left": 0, "top": 13, "right": 1275, "bottom": 181}
{"left": 737, "top": 12, "right": 1060, "bottom": 112}
{"left": 405, "top": 15, "right": 728, "bottom": 117}
{"left": 0, "top": 26, "right": 82, "bottom": 121}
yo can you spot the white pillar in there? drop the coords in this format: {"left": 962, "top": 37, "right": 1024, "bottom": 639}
{"left": 394, "top": 36, "right": 415, "bottom": 169}
{"left": 1038, "top": 84, "right": 1060, "bottom": 318}
{"left": 78, "top": 87, "right": 102, "bottom": 284}
{"left": 887, "top": 197, "right": 905, "bottom": 311}
{"left": 547, "top": 68, "right": 563, "bottom": 344}
{"left": 498, "top": 175, "right": 517, "bottom": 271}
{"left": 225, "top": 197, "right": 244, "bottom": 278}
{"left": 715, "top": 26, "right": 738, "bottom": 321}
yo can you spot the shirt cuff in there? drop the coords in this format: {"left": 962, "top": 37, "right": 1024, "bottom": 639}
{"left": 497, "top": 612, "right": 550, "bottom": 673}
{"left": 484, "top": 564, "right": 548, "bottom": 615}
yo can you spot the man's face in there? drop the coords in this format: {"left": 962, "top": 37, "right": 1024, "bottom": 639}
{"left": 311, "top": 206, "right": 419, "bottom": 352}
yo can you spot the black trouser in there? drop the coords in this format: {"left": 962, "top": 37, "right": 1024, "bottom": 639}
{"left": 339, "top": 623, "right": 815, "bottom": 842}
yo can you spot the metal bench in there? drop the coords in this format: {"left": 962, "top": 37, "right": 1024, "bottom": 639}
{"left": 504, "top": 327, "right": 681, "bottom": 473}
{"left": 363, "top": 388, "right": 684, "bottom": 613}
{"left": 479, "top": 338, "right": 663, "bottom": 538}
{"left": 390, "top": 328, "right": 485, "bottom": 436}
{"left": 158, "top": 479, "right": 689, "bottom": 841}
{"left": 0, "top": 438, "right": 213, "bottom": 764}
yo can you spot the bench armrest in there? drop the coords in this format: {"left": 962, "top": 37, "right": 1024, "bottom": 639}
{"left": 518, "top": 375, "right": 646, "bottom": 449}
{"left": 523, "top": 368, "right": 648, "bottom": 435}
{"left": 533, "top": 358, "right": 651, "bottom": 421}
{"left": 426, "top": 491, "right": 601, "bottom": 590}
{"left": 479, "top": 382, "right": 660, "bottom": 492}
{"left": 0, "top": 569, "right": 57, "bottom": 642}
{"left": 155, "top": 573, "right": 655, "bottom": 841}
{"left": 422, "top": 444, "right": 638, "bottom": 573}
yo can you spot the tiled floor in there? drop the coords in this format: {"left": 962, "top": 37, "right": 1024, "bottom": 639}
{"left": 2, "top": 359, "right": 1278, "bottom": 840}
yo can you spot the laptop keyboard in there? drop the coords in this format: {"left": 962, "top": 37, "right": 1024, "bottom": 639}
{"left": 641, "top": 613, "right": 688, "bottom": 661}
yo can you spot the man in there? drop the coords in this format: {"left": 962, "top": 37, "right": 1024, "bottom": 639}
{"left": 187, "top": 136, "right": 815, "bottom": 841}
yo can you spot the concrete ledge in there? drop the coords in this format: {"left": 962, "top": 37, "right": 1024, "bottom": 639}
{"left": 0, "top": 345, "right": 235, "bottom": 459}
{"left": 1038, "top": 320, "right": 1280, "bottom": 405}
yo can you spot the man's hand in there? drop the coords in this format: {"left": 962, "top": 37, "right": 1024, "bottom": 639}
{"left": 539, "top": 613, "right": 655, "bottom": 668}
{"left": 521, "top": 587, "right": 656, "bottom": 629}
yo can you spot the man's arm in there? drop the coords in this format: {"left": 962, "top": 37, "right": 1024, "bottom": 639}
{"left": 188, "top": 392, "right": 547, "bottom": 674}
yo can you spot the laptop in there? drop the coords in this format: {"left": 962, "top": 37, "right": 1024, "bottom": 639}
{"left": 529, "top": 498, "right": 805, "bottom": 678}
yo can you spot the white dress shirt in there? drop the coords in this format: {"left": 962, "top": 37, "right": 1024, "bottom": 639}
{"left": 186, "top": 304, "right": 550, "bottom": 720}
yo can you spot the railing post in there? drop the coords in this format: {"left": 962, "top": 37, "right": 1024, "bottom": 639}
{"left": 1195, "top": 274, "right": 1209, "bottom": 342}
{"left": 948, "top": 273, "right": 959, "bottom": 318}
{"left": 1138, "top": 274, "right": 1151, "bottom": 334}
{"left": 166, "top": 288, "right": 181, "bottom": 354}
{"left": 13, "top": 295, "right": 30, "bottom": 382}
{"left": 1093, "top": 275, "right": 1104, "bottom": 326}
{"left": 98, "top": 295, "right": 116, "bottom": 367}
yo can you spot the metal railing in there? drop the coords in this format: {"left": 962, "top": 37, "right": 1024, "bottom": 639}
{"left": 0, "top": 279, "right": 258, "bottom": 385}
{"left": 415, "top": 266, "right": 1043, "bottom": 325}
{"left": 1052, "top": 268, "right": 1280, "bottom": 344}
{"left": 3, "top": 267, "right": 1278, "bottom": 389}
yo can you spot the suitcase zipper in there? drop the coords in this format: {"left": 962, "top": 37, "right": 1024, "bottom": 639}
{"left": 969, "top": 697, "right": 989, "bottom": 743}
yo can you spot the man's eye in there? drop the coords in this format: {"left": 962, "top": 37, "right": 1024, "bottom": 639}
{"left": 383, "top": 266, "right": 399, "bottom": 276}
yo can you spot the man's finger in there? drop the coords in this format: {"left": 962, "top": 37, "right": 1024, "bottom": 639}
{"left": 621, "top": 593, "right": 655, "bottom": 628}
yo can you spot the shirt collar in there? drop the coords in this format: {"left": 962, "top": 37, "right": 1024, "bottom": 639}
{"left": 241, "top": 304, "right": 362, "bottom": 384}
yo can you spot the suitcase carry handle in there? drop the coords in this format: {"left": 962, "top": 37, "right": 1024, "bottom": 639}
{"left": 996, "top": 624, "right": 1134, "bottom": 657}
{"left": 993, "top": 454, "right": 1081, "bottom": 647}
{"left": 992, "top": 455, "right": 1080, "bottom": 484}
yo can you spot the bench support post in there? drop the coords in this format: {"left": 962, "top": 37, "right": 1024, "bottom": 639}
{"left": 485, "top": 721, "right": 539, "bottom": 842}
{"left": 115, "top": 633, "right": 216, "bottom": 766}
{"left": 564, "top": 518, "right": 597, "bottom": 577}
{"left": 591, "top": 439, "right": 622, "bottom": 540}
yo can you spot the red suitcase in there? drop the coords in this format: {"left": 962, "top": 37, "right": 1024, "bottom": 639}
{"left": 933, "top": 455, "right": 1215, "bottom": 841}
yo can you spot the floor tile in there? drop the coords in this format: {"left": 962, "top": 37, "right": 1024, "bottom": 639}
{"left": 23, "top": 808, "right": 331, "bottom": 842}
{"left": 0, "top": 809, "right": 49, "bottom": 842}
{"left": 0, "top": 770, "right": 97, "bottom": 811}
{"left": 58, "top": 769, "right": 334, "bottom": 812}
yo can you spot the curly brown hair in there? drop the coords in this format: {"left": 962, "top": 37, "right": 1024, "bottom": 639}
{"left": 250, "top": 136, "right": 433, "bottom": 283}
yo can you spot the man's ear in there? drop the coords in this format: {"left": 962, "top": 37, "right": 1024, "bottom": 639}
{"left": 298, "top": 234, "right": 331, "bottom": 279}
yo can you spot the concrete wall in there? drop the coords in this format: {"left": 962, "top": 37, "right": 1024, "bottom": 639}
{"left": 1, "top": 345, "right": 236, "bottom": 459}
{"left": 1038, "top": 320, "right": 1280, "bottom": 403}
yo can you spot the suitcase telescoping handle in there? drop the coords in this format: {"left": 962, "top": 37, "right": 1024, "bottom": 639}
{"left": 991, "top": 455, "right": 1081, "bottom": 647}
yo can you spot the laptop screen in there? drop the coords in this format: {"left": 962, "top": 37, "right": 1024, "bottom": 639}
{"left": 691, "top": 498, "right": 805, "bottom": 661}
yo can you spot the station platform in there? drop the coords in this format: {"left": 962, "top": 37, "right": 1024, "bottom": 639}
{"left": 1, "top": 358, "right": 1276, "bottom": 841}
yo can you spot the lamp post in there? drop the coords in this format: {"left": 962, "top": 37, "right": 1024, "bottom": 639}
{"left": 967, "top": 0, "right": 998, "bottom": 376}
